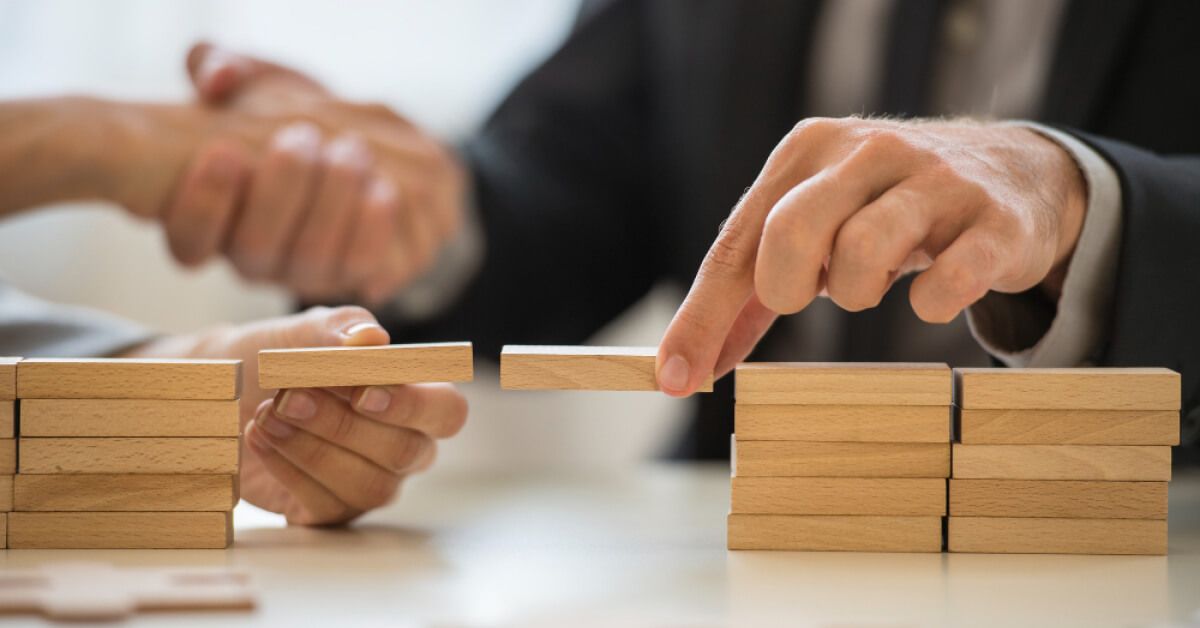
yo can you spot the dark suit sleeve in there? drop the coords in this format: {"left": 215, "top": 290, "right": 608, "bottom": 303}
{"left": 382, "top": 0, "right": 659, "bottom": 358}
{"left": 1072, "top": 132, "right": 1200, "bottom": 445}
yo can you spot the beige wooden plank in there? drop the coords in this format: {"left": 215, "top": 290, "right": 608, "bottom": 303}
{"left": 731, "top": 477, "right": 946, "bottom": 515}
{"left": 735, "top": 440, "right": 949, "bottom": 478}
{"left": 0, "top": 357, "right": 17, "bottom": 400}
{"left": 17, "top": 359, "right": 241, "bottom": 400}
{"left": 0, "top": 513, "right": 6, "bottom": 549}
{"left": 735, "top": 362, "right": 950, "bottom": 405}
{"left": 500, "top": 345, "right": 713, "bottom": 392}
{"left": 14, "top": 474, "right": 238, "bottom": 512}
{"left": 0, "top": 401, "right": 13, "bottom": 438}
{"left": 955, "top": 367, "right": 1180, "bottom": 410}
{"left": 259, "top": 342, "right": 473, "bottom": 389}
{"left": 0, "top": 438, "right": 13, "bottom": 474}
{"left": 19, "top": 438, "right": 239, "bottom": 474}
{"left": 959, "top": 408, "right": 1180, "bottom": 445}
{"left": 7, "top": 512, "right": 233, "bottom": 549}
{"left": 727, "top": 514, "right": 943, "bottom": 552}
{"left": 0, "top": 475, "right": 11, "bottom": 512}
{"left": 951, "top": 444, "right": 1171, "bottom": 481}
{"left": 949, "top": 479, "right": 1167, "bottom": 519}
{"left": 19, "top": 399, "right": 240, "bottom": 437}
{"left": 948, "top": 517, "right": 1166, "bottom": 555}
{"left": 735, "top": 404, "right": 949, "bottom": 442}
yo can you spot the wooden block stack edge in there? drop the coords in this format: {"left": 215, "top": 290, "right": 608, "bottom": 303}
{"left": 1, "top": 358, "right": 15, "bottom": 551}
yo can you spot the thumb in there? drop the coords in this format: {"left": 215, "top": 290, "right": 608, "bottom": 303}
{"left": 272, "top": 306, "right": 391, "bottom": 351}
{"left": 187, "top": 41, "right": 254, "bottom": 103}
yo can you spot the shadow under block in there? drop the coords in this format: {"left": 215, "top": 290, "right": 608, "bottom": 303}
{"left": 735, "top": 404, "right": 949, "bottom": 442}
{"left": 951, "top": 444, "right": 1171, "bottom": 481}
{"left": 7, "top": 512, "right": 233, "bottom": 549}
{"left": 258, "top": 342, "right": 473, "bottom": 389}
{"left": 735, "top": 362, "right": 950, "bottom": 405}
{"left": 958, "top": 408, "right": 1180, "bottom": 445}
{"left": 19, "top": 438, "right": 239, "bottom": 474}
{"left": 948, "top": 517, "right": 1166, "bottom": 555}
{"left": 734, "top": 440, "right": 949, "bottom": 478}
{"left": 731, "top": 477, "right": 946, "bottom": 515}
{"left": 499, "top": 346, "right": 713, "bottom": 392}
{"left": 19, "top": 399, "right": 240, "bottom": 437}
{"left": 1, "top": 475, "right": 10, "bottom": 511}
{"left": 0, "top": 438, "right": 13, "bottom": 474}
{"left": 954, "top": 367, "right": 1180, "bottom": 410}
{"left": 1, "top": 401, "right": 12, "bottom": 438}
{"left": 0, "top": 356, "right": 17, "bottom": 400}
{"left": 16, "top": 359, "right": 241, "bottom": 400}
{"left": 949, "top": 479, "right": 1167, "bottom": 519}
{"left": 727, "top": 514, "right": 943, "bottom": 552}
{"left": 14, "top": 474, "right": 238, "bottom": 512}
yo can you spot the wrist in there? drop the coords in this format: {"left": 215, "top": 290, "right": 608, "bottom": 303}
{"left": 1015, "top": 126, "right": 1088, "bottom": 301}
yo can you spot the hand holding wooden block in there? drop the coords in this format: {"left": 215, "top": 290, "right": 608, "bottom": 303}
{"left": 500, "top": 345, "right": 714, "bottom": 391}
{"left": 258, "top": 342, "right": 473, "bottom": 389}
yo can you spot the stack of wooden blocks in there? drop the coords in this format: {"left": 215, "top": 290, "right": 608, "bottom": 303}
{"left": 949, "top": 367, "right": 1180, "bottom": 555}
{"left": 728, "top": 363, "right": 952, "bottom": 552}
{"left": 3, "top": 357, "right": 242, "bottom": 549}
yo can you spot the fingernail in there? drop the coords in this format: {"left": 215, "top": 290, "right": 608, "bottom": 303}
{"left": 277, "top": 390, "right": 317, "bottom": 420}
{"left": 341, "top": 321, "right": 384, "bottom": 342}
{"left": 258, "top": 413, "right": 296, "bottom": 439}
{"left": 659, "top": 355, "right": 691, "bottom": 393}
{"left": 356, "top": 386, "right": 391, "bottom": 413}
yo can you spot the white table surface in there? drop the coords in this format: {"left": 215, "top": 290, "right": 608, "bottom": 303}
{"left": 3, "top": 463, "right": 1198, "bottom": 628}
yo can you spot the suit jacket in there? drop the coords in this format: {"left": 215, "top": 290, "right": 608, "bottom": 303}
{"left": 388, "top": 0, "right": 1200, "bottom": 457}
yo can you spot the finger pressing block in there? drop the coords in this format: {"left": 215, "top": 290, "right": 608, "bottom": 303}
{"left": 500, "top": 345, "right": 714, "bottom": 391}
{"left": 258, "top": 342, "right": 473, "bottom": 389}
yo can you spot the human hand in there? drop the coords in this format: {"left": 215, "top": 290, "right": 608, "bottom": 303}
{"left": 124, "top": 306, "right": 468, "bottom": 525}
{"left": 163, "top": 43, "right": 466, "bottom": 304}
{"left": 656, "top": 117, "right": 1087, "bottom": 396}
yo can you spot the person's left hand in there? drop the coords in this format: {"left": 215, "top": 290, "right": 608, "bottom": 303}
{"left": 655, "top": 117, "right": 1088, "bottom": 396}
{"left": 123, "top": 305, "right": 467, "bottom": 525}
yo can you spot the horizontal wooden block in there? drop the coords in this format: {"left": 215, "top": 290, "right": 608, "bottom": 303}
{"left": 19, "top": 399, "right": 240, "bottom": 437}
{"left": 731, "top": 477, "right": 946, "bottom": 515}
{"left": 7, "top": 512, "right": 233, "bottom": 549}
{"left": 258, "top": 342, "right": 473, "bottom": 389}
{"left": 955, "top": 367, "right": 1180, "bottom": 410}
{"left": 17, "top": 358, "right": 241, "bottom": 400}
{"left": 0, "top": 356, "right": 17, "bottom": 400}
{"left": 735, "top": 404, "right": 949, "bottom": 442}
{"left": 728, "top": 514, "right": 943, "bottom": 552}
{"left": 734, "top": 440, "right": 949, "bottom": 478}
{"left": 951, "top": 444, "right": 1171, "bottom": 481}
{"left": 959, "top": 408, "right": 1180, "bottom": 445}
{"left": 14, "top": 474, "right": 238, "bottom": 512}
{"left": 0, "top": 438, "right": 13, "bottom": 474}
{"left": 949, "top": 479, "right": 1167, "bottom": 519}
{"left": 0, "top": 401, "right": 12, "bottom": 437}
{"left": 19, "top": 438, "right": 239, "bottom": 474}
{"left": 500, "top": 345, "right": 713, "bottom": 391}
{"left": 735, "top": 362, "right": 950, "bottom": 405}
{"left": 1, "top": 475, "right": 11, "bottom": 512}
{"left": 948, "top": 517, "right": 1166, "bottom": 555}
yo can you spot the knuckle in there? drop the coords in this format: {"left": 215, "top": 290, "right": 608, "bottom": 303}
{"left": 834, "top": 220, "right": 882, "bottom": 264}
{"left": 329, "top": 407, "right": 359, "bottom": 444}
{"left": 941, "top": 262, "right": 984, "bottom": 299}
{"left": 788, "top": 117, "right": 840, "bottom": 143}
{"left": 356, "top": 471, "right": 399, "bottom": 510}
{"left": 388, "top": 433, "right": 430, "bottom": 472}
{"left": 293, "top": 437, "right": 331, "bottom": 470}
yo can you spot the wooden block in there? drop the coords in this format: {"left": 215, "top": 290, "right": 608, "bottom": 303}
{"left": 0, "top": 475, "right": 11, "bottom": 512}
{"left": 731, "top": 477, "right": 946, "bottom": 515}
{"left": 0, "top": 357, "right": 17, "bottom": 400}
{"left": 949, "top": 479, "right": 1168, "bottom": 519}
{"left": 258, "top": 342, "right": 473, "bottom": 389}
{"left": 951, "top": 444, "right": 1171, "bottom": 481}
{"left": 499, "top": 345, "right": 713, "bottom": 391}
{"left": 0, "top": 439, "right": 13, "bottom": 474}
{"left": 954, "top": 367, "right": 1180, "bottom": 410}
{"left": 948, "top": 517, "right": 1166, "bottom": 555}
{"left": 727, "top": 514, "right": 943, "bottom": 552}
{"left": 7, "top": 512, "right": 233, "bottom": 549}
{"left": 959, "top": 407, "right": 1180, "bottom": 445}
{"left": 19, "top": 399, "right": 240, "bottom": 437}
{"left": 19, "top": 438, "right": 239, "bottom": 474}
{"left": 735, "top": 440, "right": 949, "bottom": 478}
{"left": 14, "top": 474, "right": 238, "bottom": 512}
{"left": 0, "top": 401, "right": 12, "bottom": 438}
{"left": 735, "top": 404, "right": 949, "bottom": 442}
{"left": 17, "top": 358, "right": 241, "bottom": 400}
{"left": 735, "top": 362, "right": 950, "bottom": 405}
{"left": 0, "top": 513, "right": 6, "bottom": 549}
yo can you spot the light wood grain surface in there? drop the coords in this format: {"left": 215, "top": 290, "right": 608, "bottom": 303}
{"left": 949, "top": 479, "right": 1168, "bottom": 519}
{"left": 958, "top": 408, "right": 1181, "bottom": 445}
{"left": 0, "top": 357, "right": 17, "bottom": 400}
{"left": 728, "top": 514, "right": 943, "bottom": 552}
{"left": 7, "top": 512, "right": 233, "bottom": 549}
{"left": 951, "top": 444, "right": 1171, "bottom": 481}
{"left": 0, "top": 438, "right": 13, "bottom": 474}
{"left": 735, "top": 362, "right": 951, "bottom": 405}
{"left": 499, "top": 345, "right": 713, "bottom": 391}
{"left": 0, "top": 513, "right": 6, "bottom": 549}
{"left": 16, "top": 359, "right": 241, "bottom": 400}
{"left": 19, "top": 438, "right": 239, "bottom": 474}
{"left": 14, "top": 474, "right": 238, "bottom": 512}
{"left": 735, "top": 403, "right": 949, "bottom": 442}
{"left": 19, "top": 398, "right": 240, "bottom": 437}
{"left": 0, "top": 475, "right": 10, "bottom": 512}
{"left": 258, "top": 342, "right": 474, "bottom": 389}
{"left": 955, "top": 367, "right": 1180, "bottom": 410}
{"left": 948, "top": 517, "right": 1167, "bottom": 555}
{"left": 735, "top": 440, "right": 950, "bottom": 477}
{"left": 0, "top": 401, "right": 12, "bottom": 438}
{"left": 731, "top": 477, "right": 946, "bottom": 515}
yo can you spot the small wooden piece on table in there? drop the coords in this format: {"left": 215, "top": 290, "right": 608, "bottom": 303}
{"left": 500, "top": 345, "right": 714, "bottom": 391}
{"left": 731, "top": 477, "right": 946, "bottom": 515}
{"left": 16, "top": 358, "right": 241, "bottom": 400}
{"left": 7, "top": 512, "right": 234, "bottom": 549}
{"left": 728, "top": 514, "right": 943, "bottom": 552}
{"left": 948, "top": 517, "right": 1167, "bottom": 555}
{"left": 949, "top": 479, "right": 1168, "bottom": 519}
{"left": 14, "top": 474, "right": 238, "bottom": 512}
{"left": 258, "top": 342, "right": 473, "bottom": 389}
